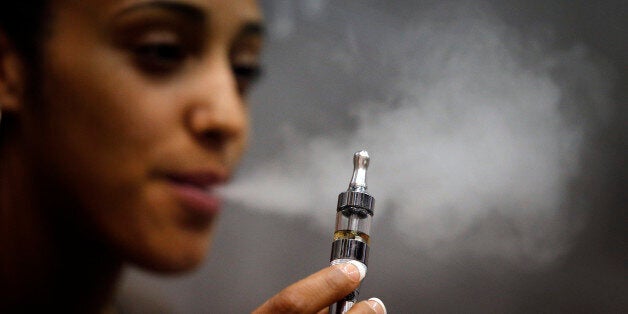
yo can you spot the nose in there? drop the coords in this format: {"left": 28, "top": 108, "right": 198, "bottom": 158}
{"left": 186, "top": 54, "right": 248, "bottom": 154}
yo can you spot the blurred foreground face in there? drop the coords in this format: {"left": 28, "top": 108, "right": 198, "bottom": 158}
{"left": 24, "top": 0, "right": 263, "bottom": 271}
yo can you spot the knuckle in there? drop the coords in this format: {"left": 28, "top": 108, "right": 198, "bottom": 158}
{"left": 324, "top": 270, "right": 355, "bottom": 294}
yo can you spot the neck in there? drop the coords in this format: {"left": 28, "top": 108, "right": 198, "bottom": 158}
{"left": 1, "top": 122, "right": 122, "bottom": 312}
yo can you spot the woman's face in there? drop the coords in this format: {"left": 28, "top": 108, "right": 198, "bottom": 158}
{"left": 21, "top": 0, "right": 263, "bottom": 271}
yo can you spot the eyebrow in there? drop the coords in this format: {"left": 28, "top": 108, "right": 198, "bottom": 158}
{"left": 113, "top": 1, "right": 206, "bottom": 23}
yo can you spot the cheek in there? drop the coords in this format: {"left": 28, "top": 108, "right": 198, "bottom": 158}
{"left": 37, "top": 49, "right": 168, "bottom": 202}
{"left": 233, "top": 109, "right": 251, "bottom": 162}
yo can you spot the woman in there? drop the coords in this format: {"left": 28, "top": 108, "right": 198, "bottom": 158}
{"left": 0, "top": 0, "right": 386, "bottom": 313}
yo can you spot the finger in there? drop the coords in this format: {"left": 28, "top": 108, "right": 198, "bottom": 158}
{"left": 253, "top": 262, "right": 363, "bottom": 314}
{"left": 346, "top": 298, "right": 387, "bottom": 314}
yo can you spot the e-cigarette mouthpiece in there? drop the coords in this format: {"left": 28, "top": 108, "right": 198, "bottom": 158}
{"left": 329, "top": 150, "right": 375, "bottom": 314}
{"left": 349, "top": 150, "right": 369, "bottom": 192}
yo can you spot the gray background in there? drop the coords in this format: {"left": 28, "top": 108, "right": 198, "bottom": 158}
{"left": 118, "top": 1, "right": 627, "bottom": 313}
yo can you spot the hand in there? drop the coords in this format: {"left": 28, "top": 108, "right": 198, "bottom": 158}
{"left": 252, "top": 262, "right": 386, "bottom": 314}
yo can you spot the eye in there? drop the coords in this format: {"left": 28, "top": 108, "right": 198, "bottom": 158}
{"left": 134, "top": 42, "right": 186, "bottom": 74}
{"left": 232, "top": 64, "right": 262, "bottom": 95}
{"left": 131, "top": 30, "right": 190, "bottom": 75}
{"left": 230, "top": 30, "right": 263, "bottom": 95}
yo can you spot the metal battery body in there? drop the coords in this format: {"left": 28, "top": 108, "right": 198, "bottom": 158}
{"left": 329, "top": 151, "right": 375, "bottom": 314}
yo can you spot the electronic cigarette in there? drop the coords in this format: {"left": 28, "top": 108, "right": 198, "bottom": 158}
{"left": 329, "top": 150, "right": 375, "bottom": 314}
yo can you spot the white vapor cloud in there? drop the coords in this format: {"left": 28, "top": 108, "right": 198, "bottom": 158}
{"left": 223, "top": 1, "right": 612, "bottom": 268}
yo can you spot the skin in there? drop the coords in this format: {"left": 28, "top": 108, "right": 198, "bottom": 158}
{"left": 0, "top": 0, "right": 385, "bottom": 312}
{"left": 33, "top": 0, "right": 260, "bottom": 272}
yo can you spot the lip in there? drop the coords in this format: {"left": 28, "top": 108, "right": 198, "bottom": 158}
{"left": 164, "top": 171, "right": 228, "bottom": 216}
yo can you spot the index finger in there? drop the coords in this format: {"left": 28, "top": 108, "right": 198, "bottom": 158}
{"left": 253, "top": 262, "right": 363, "bottom": 314}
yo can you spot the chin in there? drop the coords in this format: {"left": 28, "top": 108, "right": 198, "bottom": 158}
{"left": 134, "top": 245, "right": 211, "bottom": 274}
{"left": 128, "top": 198, "right": 220, "bottom": 272}
{"left": 125, "top": 229, "right": 215, "bottom": 274}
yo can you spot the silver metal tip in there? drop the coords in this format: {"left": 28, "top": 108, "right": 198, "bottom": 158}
{"left": 349, "top": 150, "right": 369, "bottom": 192}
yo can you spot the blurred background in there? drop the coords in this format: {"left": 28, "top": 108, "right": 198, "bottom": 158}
{"left": 118, "top": 0, "right": 627, "bottom": 312}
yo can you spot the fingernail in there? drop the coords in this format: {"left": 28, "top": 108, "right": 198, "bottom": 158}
{"left": 336, "top": 260, "right": 367, "bottom": 282}
{"left": 348, "top": 260, "right": 367, "bottom": 281}
{"left": 367, "top": 297, "right": 387, "bottom": 314}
